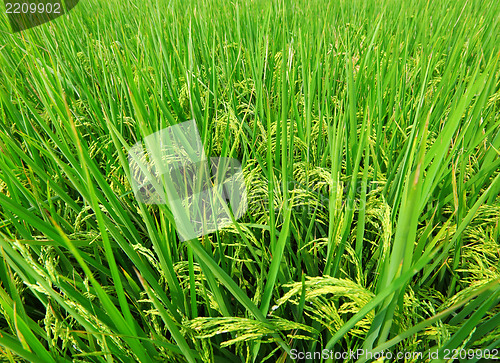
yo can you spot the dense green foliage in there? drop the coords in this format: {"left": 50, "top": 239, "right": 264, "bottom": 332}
{"left": 0, "top": 0, "right": 499, "bottom": 361}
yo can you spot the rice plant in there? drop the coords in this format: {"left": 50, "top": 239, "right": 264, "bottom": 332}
{"left": 0, "top": 0, "right": 499, "bottom": 361}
